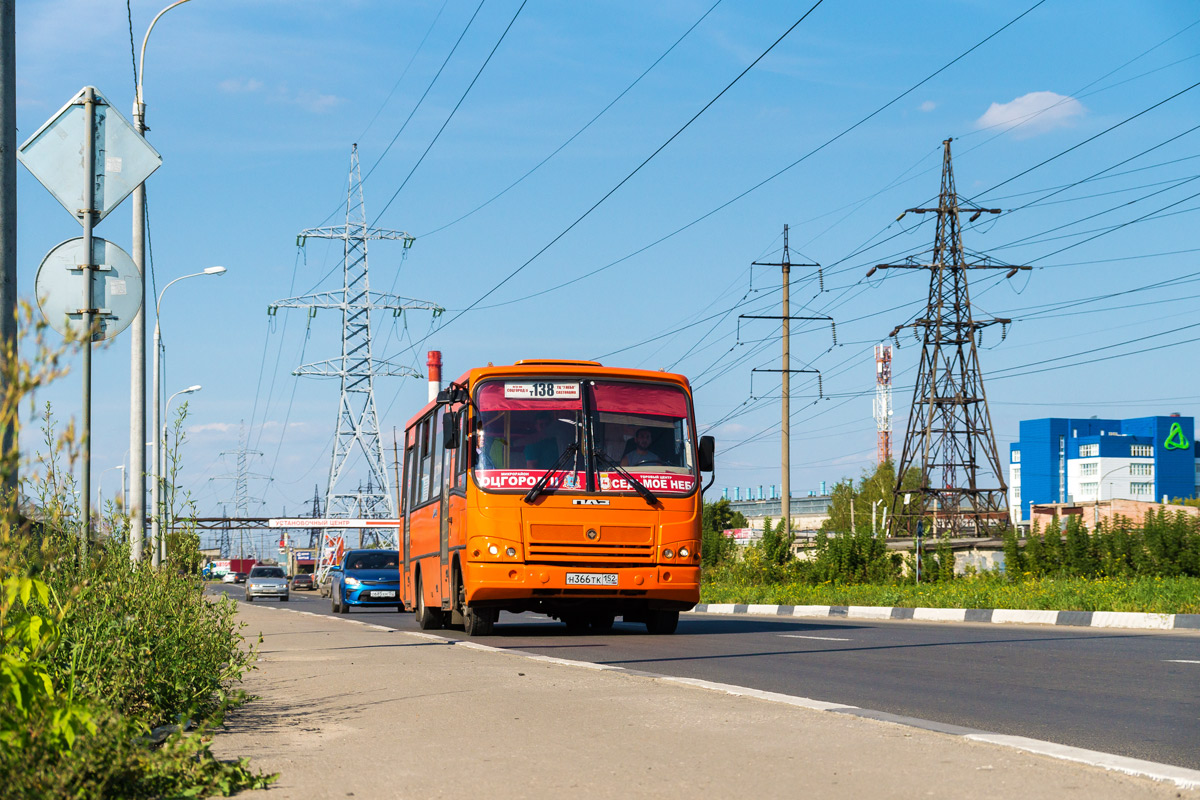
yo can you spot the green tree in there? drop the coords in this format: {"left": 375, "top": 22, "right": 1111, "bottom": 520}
{"left": 820, "top": 461, "right": 923, "bottom": 537}
{"left": 1002, "top": 525, "right": 1025, "bottom": 577}
{"left": 700, "top": 498, "right": 743, "bottom": 567}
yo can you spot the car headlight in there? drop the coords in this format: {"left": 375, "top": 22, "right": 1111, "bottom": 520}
{"left": 344, "top": 576, "right": 360, "bottom": 587}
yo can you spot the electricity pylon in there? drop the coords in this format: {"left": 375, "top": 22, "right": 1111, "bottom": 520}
{"left": 270, "top": 145, "right": 442, "bottom": 575}
{"left": 213, "top": 423, "right": 270, "bottom": 557}
{"left": 871, "top": 139, "right": 1029, "bottom": 536}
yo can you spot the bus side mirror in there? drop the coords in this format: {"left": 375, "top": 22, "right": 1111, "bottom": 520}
{"left": 436, "top": 388, "right": 452, "bottom": 404}
{"left": 442, "top": 412, "right": 459, "bottom": 449}
{"left": 698, "top": 436, "right": 715, "bottom": 472}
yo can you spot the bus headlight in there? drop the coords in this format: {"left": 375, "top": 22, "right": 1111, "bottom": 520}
{"left": 506, "top": 547, "right": 517, "bottom": 557}
{"left": 662, "top": 548, "right": 675, "bottom": 560}
{"left": 678, "top": 547, "right": 690, "bottom": 559}
{"left": 488, "top": 545, "right": 499, "bottom": 556}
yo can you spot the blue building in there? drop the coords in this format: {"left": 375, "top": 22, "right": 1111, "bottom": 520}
{"left": 1008, "top": 415, "right": 1199, "bottom": 524}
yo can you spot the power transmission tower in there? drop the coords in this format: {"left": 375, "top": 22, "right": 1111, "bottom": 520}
{"left": 270, "top": 145, "right": 441, "bottom": 574}
{"left": 872, "top": 139, "right": 1029, "bottom": 536}
{"left": 307, "top": 483, "right": 322, "bottom": 549}
{"left": 218, "top": 504, "right": 231, "bottom": 559}
{"left": 213, "top": 423, "right": 270, "bottom": 557}
{"left": 744, "top": 224, "right": 831, "bottom": 538}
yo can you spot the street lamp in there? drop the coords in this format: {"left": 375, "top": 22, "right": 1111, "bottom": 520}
{"left": 130, "top": 0, "right": 196, "bottom": 564}
{"left": 152, "top": 383, "right": 201, "bottom": 567}
{"left": 98, "top": 464, "right": 125, "bottom": 518}
{"left": 149, "top": 267, "right": 224, "bottom": 567}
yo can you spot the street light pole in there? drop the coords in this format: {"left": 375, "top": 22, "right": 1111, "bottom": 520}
{"left": 149, "top": 266, "right": 223, "bottom": 567}
{"left": 130, "top": 0, "right": 194, "bottom": 564}
{"left": 150, "top": 267, "right": 222, "bottom": 569}
{"left": 156, "top": 384, "right": 200, "bottom": 565}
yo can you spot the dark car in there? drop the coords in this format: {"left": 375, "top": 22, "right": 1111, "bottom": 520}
{"left": 331, "top": 549, "right": 401, "bottom": 613}
{"left": 233, "top": 572, "right": 249, "bottom": 584}
{"left": 292, "top": 573, "right": 314, "bottom": 591}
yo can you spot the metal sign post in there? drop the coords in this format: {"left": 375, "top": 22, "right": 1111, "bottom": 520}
{"left": 79, "top": 88, "right": 96, "bottom": 547}
{"left": 19, "top": 86, "right": 158, "bottom": 552}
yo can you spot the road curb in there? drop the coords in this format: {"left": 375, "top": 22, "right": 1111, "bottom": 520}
{"left": 691, "top": 603, "right": 1200, "bottom": 632}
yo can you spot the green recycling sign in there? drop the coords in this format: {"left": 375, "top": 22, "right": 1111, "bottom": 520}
{"left": 1164, "top": 422, "right": 1191, "bottom": 451}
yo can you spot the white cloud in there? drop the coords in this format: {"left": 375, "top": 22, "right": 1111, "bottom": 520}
{"left": 919, "top": 100, "right": 936, "bottom": 112}
{"left": 975, "top": 91, "right": 1085, "bottom": 138}
{"left": 218, "top": 78, "right": 264, "bottom": 94}
{"left": 287, "top": 90, "right": 343, "bottom": 114}
{"left": 190, "top": 422, "right": 239, "bottom": 434}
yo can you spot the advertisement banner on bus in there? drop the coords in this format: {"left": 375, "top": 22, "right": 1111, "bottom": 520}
{"left": 475, "top": 469, "right": 695, "bottom": 493}
{"left": 475, "top": 469, "right": 584, "bottom": 491}
{"left": 599, "top": 471, "right": 696, "bottom": 494}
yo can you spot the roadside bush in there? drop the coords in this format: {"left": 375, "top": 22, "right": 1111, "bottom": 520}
{"left": 0, "top": 308, "right": 272, "bottom": 798}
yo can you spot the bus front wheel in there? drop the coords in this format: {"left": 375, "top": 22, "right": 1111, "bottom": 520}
{"left": 645, "top": 609, "right": 678, "bottom": 635}
{"left": 464, "top": 604, "right": 496, "bottom": 636}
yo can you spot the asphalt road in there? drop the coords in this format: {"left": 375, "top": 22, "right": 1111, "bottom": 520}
{"left": 220, "top": 584, "right": 1200, "bottom": 771}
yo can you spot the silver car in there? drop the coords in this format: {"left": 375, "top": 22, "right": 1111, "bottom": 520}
{"left": 244, "top": 565, "right": 290, "bottom": 602}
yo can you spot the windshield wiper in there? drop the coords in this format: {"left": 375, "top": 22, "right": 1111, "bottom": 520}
{"left": 523, "top": 442, "right": 581, "bottom": 504}
{"left": 591, "top": 448, "right": 658, "bottom": 506}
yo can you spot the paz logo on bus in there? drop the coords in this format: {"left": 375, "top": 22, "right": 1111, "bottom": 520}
{"left": 572, "top": 498, "right": 610, "bottom": 506}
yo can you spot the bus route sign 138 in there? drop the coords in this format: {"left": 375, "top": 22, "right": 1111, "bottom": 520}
{"left": 504, "top": 382, "right": 580, "bottom": 399}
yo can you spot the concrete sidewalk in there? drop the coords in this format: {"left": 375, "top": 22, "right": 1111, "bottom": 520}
{"left": 211, "top": 603, "right": 1197, "bottom": 799}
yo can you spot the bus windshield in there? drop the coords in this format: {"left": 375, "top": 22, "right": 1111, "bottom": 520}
{"left": 473, "top": 379, "right": 696, "bottom": 495}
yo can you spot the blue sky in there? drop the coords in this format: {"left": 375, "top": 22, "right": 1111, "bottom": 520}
{"left": 13, "top": 0, "right": 1200, "bottom": 546}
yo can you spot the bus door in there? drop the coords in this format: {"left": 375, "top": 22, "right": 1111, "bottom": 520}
{"left": 407, "top": 412, "right": 444, "bottom": 611}
{"left": 437, "top": 405, "right": 452, "bottom": 611}
{"left": 401, "top": 425, "right": 416, "bottom": 609}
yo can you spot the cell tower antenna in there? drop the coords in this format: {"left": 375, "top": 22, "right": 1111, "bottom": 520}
{"left": 874, "top": 344, "right": 893, "bottom": 465}
{"left": 269, "top": 145, "right": 442, "bottom": 578}
{"left": 870, "top": 139, "right": 1029, "bottom": 536}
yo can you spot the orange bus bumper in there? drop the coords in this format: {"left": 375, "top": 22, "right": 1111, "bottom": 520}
{"left": 466, "top": 563, "right": 700, "bottom": 606}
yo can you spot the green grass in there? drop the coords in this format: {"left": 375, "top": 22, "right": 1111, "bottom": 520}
{"left": 701, "top": 574, "right": 1200, "bottom": 615}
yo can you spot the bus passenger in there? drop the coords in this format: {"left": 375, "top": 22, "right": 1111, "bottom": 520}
{"left": 524, "top": 412, "right": 559, "bottom": 469}
{"left": 476, "top": 420, "right": 508, "bottom": 469}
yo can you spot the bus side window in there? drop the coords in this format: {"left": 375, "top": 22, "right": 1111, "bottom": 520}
{"left": 429, "top": 409, "right": 444, "bottom": 501}
{"left": 454, "top": 412, "right": 470, "bottom": 488}
{"left": 404, "top": 433, "right": 417, "bottom": 512}
{"left": 441, "top": 407, "right": 455, "bottom": 491}
{"left": 418, "top": 417, "right": 431, "bottom": 504}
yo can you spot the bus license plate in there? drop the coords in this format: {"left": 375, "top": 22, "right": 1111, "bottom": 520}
{"left": 369, "top": 590, "right": 396, "bottom": 598}
{"left": 565, "top": 573, "right": 618, "bottom": 586}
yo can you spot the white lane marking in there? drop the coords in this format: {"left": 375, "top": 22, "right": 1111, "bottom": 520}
{"left": 660, "top": 675, "right": 856, "bottom": 712}
{"left": 965, "top": 734, "right": 1200, "bottom": 790}
{"left": 779, "top": 634, "right": 851, "bottom": 641}
{"left": 1165, "top": 659, "right": 1200, "bottom": 664}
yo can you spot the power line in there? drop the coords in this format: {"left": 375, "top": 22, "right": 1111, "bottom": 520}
{"left": 418, "top": 0, "right": 725, "bottom": 239}
{"left": 372, "top": 0, "right": 528, "bottom": 226}
{"left": 428, "top": 0, "right": 828, "bottom": 328}
{"left": 460, "top": 0, "right": 1045, "bottom": 317}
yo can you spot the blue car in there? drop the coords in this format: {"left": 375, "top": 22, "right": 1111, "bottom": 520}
{"left": 330, "top": 549, "right": 401, "bottom": 613}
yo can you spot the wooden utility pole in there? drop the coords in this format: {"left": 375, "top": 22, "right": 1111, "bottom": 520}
{"left": 749, "top": 225, "right": 824, "bottom": 539}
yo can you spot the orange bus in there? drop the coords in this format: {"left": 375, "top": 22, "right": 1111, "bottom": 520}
{"left": 398, "top": 359, "right": 715, "bottom": 636}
